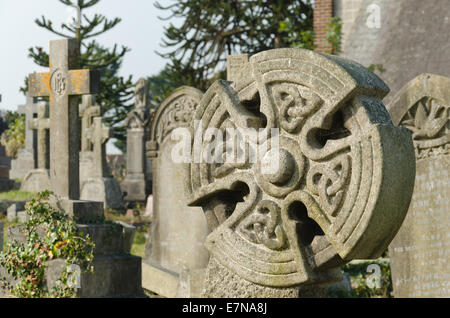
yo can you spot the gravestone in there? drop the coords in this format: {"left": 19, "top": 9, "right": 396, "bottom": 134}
{"left": 79, "top": 94, "right": 100, "bottom": 187}
{"left": 185, "top": 49, "right": 416, "bottom": 297}
{"left": 0, "top": 146, "right": 13, "bottom": 192}
{"left": 10, "top": 95, "right": 38, "bottom": 180}
{"left": 25, "top": 38, "right": 141, "bottom": 297}
{"left": 21, "top": 102, "right": 51, "bottom": 192}
{"left": 388, "top": 73, "right": 450, "bottom": 298}
{"left": 121, "top": 78, "right": 152, "bottom": 202}
{"left": 143, "top": 86, "right": 208, "bottom": 297}
{"left": 80, "top": 116, "right": 125, "bottom": 210}
{"left": 7, "top": 202, "right": 26, "bottom": 222}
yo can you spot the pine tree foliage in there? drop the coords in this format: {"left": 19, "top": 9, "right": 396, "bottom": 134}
{"left": 155, "top": 0, "right": 314, "bottom": 90}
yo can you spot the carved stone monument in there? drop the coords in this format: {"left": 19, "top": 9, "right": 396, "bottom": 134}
{"left": 24, "top": 38, "right": 141, "bottom": 297}
{"left": 0, "top": 145, "right": 13, "bottom": 192}
{"left": 185, "top": 49, "right": 416, "bottom": 297}
{"left": 143, "top": 86, "right": 208, "bottom": 297}
{"left": 121, "top": 78, "right": 152, "bottom": 202}
{"left": 79, "top": 94, "right": 100, "bottom": 187}
{"left": 21, "top": 102, "right": 51, "bottom": 192}
{"left": 10, "top": 95, "right": 38, "bottom": 180}
{"left": 80, "top": 115, "right": 125, "bottom": 210}
{"left": 388, "top": 73, "right": 450, "bottom": 298}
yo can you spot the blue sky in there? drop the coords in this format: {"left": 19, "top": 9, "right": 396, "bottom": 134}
{"left": 0, "top": 0, "right": 178, "bottom": 153}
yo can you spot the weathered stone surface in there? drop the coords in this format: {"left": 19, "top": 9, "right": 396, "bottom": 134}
{"left": 21, "top": 102, "right": 51, "bottom": 192}
{"left": 79, "top": 151, "right": 94, "bottom": 188}
{"left": 0, "top": 166, "right": 13, "bottom": 192}
{"left": 20, "top": 169, "right": 51, "bottom": 193}
{"left": 142, "top": 262, "right": 179, "bottom": 298}
{"left": 78, "top": 254, "right": 142, "bottom": 298}
{"left": 141, "top": 261, "right": 205, "bottom": 298}
{"left": 54, "top": 199, "right": 104, "bottom": 224}
{"left": 80, "top": 116, "right": 124, "bottom": 210}
{"left": 121, "top": 78, "right": 152, "bottom": 202}
{"left": 114, "top": 221, "right": 136, "bottom": 254}
{"left": 79, "top": 94, "right": 100, "bottom": 187}
{"left": 6, "top": 202, "right": 26, "bottom": 222}
{"left": 0, "top": 146, "right": 12, "bottom": 192}
{"left": 10, "top": 95, "right": 38, "bottom": 180}
{"left": 144, "top": 86, "right": 208, "bottom": 296}
{"left": 0, "top": 165, "right": 9, "bottom": 179}
{"left": 0, "top": 145, "right": 11, "bottom": 167}
{"left": 81, "top": 177, "right": 124, "bottom": 210}
{"left": 388, "top": 73, "right": 450, "bottom": 298}
{"left": 185, "top": 49, "right": 415, "bottom": 297}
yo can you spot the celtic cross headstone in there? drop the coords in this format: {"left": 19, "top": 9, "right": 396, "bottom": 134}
{"left": 185, "top": 49, "right": 416, "bottom": 297}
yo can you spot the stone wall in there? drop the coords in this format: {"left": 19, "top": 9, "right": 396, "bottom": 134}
{"left": 334, "top": 0, "right": 450, "bottom": 103}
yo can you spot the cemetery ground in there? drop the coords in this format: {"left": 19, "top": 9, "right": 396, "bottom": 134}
{"left": 0, "top": 189, "right": 393, "bottom": 298}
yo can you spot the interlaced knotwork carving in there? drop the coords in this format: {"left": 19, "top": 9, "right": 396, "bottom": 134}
{"left": 185, "top": 49, "right": 415, "bottom": 290}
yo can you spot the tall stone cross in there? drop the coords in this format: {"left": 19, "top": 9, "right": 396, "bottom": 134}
{"left": 86, "top": 117, "right": 111, "bottom": 178}
{"left": 29, "top": 103, "right": 50, "bottom": 170}
{"left": 28, "top": 39, "right": 100, "bottom": 199}
{"left": 79, "top": 94, "right": 101, "bottom": 152}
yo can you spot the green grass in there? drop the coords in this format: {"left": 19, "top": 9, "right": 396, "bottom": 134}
{"left": 130, "top": 224, "right": 148, "bottom": 258}
{"left": 0, "top": 190, "right": 36, "bottom": 201}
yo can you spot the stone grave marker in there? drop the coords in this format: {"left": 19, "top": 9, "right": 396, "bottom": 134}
{"left": 185, "top": 49, "right": 416, "bottom": 297}
{"left": 79, "top": 94, "right": 100, "bottom": 187}
{"left": 80, "top": 115, "right": 124, "bottom": 210}
{"left": 121, "top": 78, "right": 152, "bottom": 202}
{"left": 143, "top": 86, "right": 207, "bottom": 297}
{"left": 21, "top": 102, "right": 51, "bottom": 192}
{"left": 23, "top": 38, "right": 141, "bottom": 297}
{"left": 10, "top": 94, "right": 38, "bottom": 180}
{"left": 0, "top": 145, "right": 13, "bottom": 192}
{"left": 388, "top": 73, "right": 450, "bottom": 298}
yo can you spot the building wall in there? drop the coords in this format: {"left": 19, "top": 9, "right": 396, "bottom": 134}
{"left": 319, "top": 0, "right": 450, "bottom": 103}
{"left": 313, "top": 0, "right": 334, "bottom": 52}
{"left": 333, "top": 0, "right": 363, "bottom": 52}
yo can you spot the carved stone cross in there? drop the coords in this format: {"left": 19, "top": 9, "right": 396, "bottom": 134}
{"left": 79, "top": 94, "right": 101, "bottom": 152}
{"left": 186, "top": 49, "right": 416, "bottom": 297}
{"left": 28, "top": 39, "right": 100, "bottom": 199}
{"left": 86, "top": 117, "right": 111, "bottom": 178}
{"left": 29, "top": 102, "right": 50, "bottom": 170}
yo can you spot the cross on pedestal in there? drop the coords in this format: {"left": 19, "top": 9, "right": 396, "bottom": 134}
{"left": 86, "top": 117, "right": 111, "bottom": 178}
{"left": 79, "top": 94, "right": 101, "bottom": 152}
{"left": 28, "top": 39, "right": 100, "bottom": 199}
{"left": 29, "top": 103, "right": 50, "bottom": 170}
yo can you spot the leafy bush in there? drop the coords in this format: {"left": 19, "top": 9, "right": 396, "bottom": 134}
{"left": 0, "top": 191, "right": 95, "bottom": 298}
{"left": 0, "top": 112, "right": 25, "bottom": 159}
